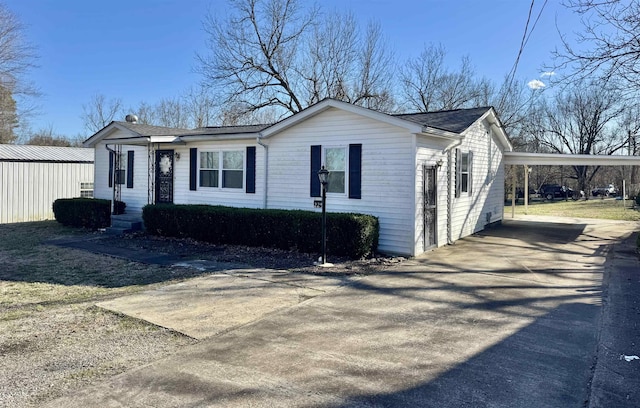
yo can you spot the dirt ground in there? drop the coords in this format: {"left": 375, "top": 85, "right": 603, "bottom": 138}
{"left": 0, "top": 221, "right": 397, "bottom": 407}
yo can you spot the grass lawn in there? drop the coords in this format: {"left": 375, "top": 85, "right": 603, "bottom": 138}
{"left": 0, "top": 221, "right": 197, "bottom": 408}
{"left": 505, "top": 197, "right": 640, "bottom": 221}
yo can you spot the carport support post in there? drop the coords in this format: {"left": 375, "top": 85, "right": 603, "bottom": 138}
{"left": 511, "top": 166, "right": 516, "bottom": 219}
{"left": 524, "top": 165, "right": 529, "bottom": 215}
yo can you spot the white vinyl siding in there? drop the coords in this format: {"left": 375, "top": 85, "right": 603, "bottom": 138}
{"left": 414, "top": 140, "right": 449, "bottom": 255}
{"left": 449, "top": 120, "right": 504, "bottom": 241}
{"left": 93, "top": 141, "right": 150, "bottom": 213}
{"left": 267, "top": 107, "right": 415, "bottom": 255}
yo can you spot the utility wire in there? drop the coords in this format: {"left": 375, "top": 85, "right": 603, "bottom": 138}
{"left": 500, "top": 0, "right": 549, "bottom": 108}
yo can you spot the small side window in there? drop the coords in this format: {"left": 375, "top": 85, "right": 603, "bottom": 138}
{"left": 80, "top": 182, "right": 94, "bottom": 198}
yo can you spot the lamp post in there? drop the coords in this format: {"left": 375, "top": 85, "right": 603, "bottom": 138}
{"left": 318, "top": 165, "right": 330, "bottom": 265}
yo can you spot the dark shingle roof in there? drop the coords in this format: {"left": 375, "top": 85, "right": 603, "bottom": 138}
{"left": 394, "top": 106, "right": 492, "bottom": 134}
{"left": 114, "top": 122, "right": 270, "bottom": 137}
{"left": 114, "top": 121, "right": 194, "bottom": 136}
{"left": 192, "top": 124, "right": 270, "bottom": 135}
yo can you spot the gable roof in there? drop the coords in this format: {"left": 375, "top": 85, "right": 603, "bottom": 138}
{"left": 393, "top": 107, "right": 493, "bottom": 134}
{"left": 113, "top": 121, "right": 194, "bottom": 136}
{"left": 0, "top": 144, "right": 94, "bottom": 163}
{"left": 261, "top": 99, "right": 428, "bottom": 138}
{"left": 83, "top": 99, "right": 510, "bottom": 150}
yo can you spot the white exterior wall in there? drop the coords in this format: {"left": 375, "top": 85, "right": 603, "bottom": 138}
{"left": 449, "top": 120, "right": 505, "bottom": 241}
{"left": 414, "top": 139, "right": 450, "bottom": 255}
{"left": 265, "top": 107, "right": 415, "bottom": 255}
{"left": 94, "top": 137, "right": 265, "bottom": 213}
{"left": 175, "top": 140, "right": 264, "bottom": 209}
{"left": 120, "top": 145, "right": 151, "bottom": 212}
{"left": 93, "top": 141, "right": 150, "bottom": 213}
{"left": 92, "top": 141, "right": 112, "bottom": 204}
{"left": 0, "top": 161, "right": 94, "bottom": 223}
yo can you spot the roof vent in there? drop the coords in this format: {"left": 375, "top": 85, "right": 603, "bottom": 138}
{"left": 125, "top": 114, "right": 139, "bottom": 124}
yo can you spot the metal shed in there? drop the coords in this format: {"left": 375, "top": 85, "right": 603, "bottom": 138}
{"left": 0, "top": 144, "right": 95, "bottom": 223}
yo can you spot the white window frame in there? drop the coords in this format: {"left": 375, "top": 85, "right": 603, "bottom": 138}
{"left": 199, "top": 150, "right": 245, "bottom": 190}
{"left": 199, "top": 151, "right": 219, "bottom": 188}
{"left": 115, "top": 152, "right": 126, "bottom": 185}
{"left": 461, "top": 152, "right": 470, "bottom": 193}
{"left": 80, "top": 182, "right": 94, "bottom": 198}
{"left": 323, "top": 146, "right": 348, "bottom": 196}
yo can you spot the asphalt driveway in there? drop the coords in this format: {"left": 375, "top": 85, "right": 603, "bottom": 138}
{"left": 44, "top": 215, "right": 640, "bottom": 407}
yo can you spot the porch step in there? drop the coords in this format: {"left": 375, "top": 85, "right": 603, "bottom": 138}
{"left": 107, "top": 213, "right": 144, "bottom": 235}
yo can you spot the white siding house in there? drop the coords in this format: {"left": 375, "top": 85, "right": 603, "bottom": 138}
{"left": 0, "top": 145, "right": 95, "bottom": 223}
{"left": 84, "top": 99, "right": 511, "bottom": 256}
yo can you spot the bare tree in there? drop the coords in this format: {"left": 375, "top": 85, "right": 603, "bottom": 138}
{"left": 0, "top": 83, "right": 18, "bottom": 142}
{"left": 197, "top": 0, "right": 395, "bottom": 121}
{"left": 182, "top": 86, "right": 218, "bottom": 128}
{"left": 81, "top": 94, "right": 123, "bottom": 134}
{"left": 128, "top": 100, "right": 156, "bottom": 125}
{"left": 531, "top": 82, "right": 627, "bottom": 191}
{"left": 555, "top": 0, "right": 640, "bottom": 91}
{"left": 490, "top": 76, "right": 547, "bottom": 150}
{"left": 0, "top": 3, "right": 37, "bottom": 143}
{"left": 400, "top": 44, "right": 490, "bottom": 112}
{"left": 25, "top": 125, "right": 73, "bottom": 146}
{"left": 153, "top": 97, "right": 190, "bottom": 128}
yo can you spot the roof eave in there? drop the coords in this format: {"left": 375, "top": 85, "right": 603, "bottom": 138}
{"left": 261, "top": 99, "right": 425, "bottom": 138}
{"left": 83, "top": 122, "right": 142, "bottom": 148}
{"left": 179, "top": 133, "right": 261, "bottom": 142}
{"left": 420, "top": 126, "right": 461, "bottom": 140}
{"left": 482, "top": 108, "right": 512, "bottom": 152}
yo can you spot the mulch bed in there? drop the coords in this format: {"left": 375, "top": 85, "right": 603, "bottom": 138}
{"left": 98, "top": 231, "right": 406, "bottom": 275}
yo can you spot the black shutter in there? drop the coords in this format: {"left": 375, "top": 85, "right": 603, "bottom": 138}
{"left": 126, "top": 151, "right": 134, "bottom": 188}
{"left": 246, "top": 146, "right": 256, "bottom": 193}
{"left": 108, "top": 151, "right": 114, "bottom": 187}
{"left": 189, "top": 148, "right": 198, "bottom": 191}
{"left": 310, "top": 145, "right": 321, "bottom": 197}
{"left": 348, "top": 144, "right": 362, "bottom": 199}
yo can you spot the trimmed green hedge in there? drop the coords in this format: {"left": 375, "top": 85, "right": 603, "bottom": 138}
{"left": 143, "top": 204, "right": 379, "bottom": 259}
{"left": 53, "top": 198, "right": 111, "bottom": 229}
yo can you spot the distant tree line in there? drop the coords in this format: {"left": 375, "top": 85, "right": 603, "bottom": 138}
{"left": 4, "top": 0, "right": 640, "bottom": 192}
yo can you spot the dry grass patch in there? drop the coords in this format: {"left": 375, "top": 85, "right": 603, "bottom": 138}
{"left": 0, "top": 221, "right": 198, "bottom": 408}
{"left": 506, "top": 197, "right": 640, "bottom": 221}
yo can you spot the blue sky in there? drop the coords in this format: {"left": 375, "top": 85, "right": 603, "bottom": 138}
{"left": 6, "top": 0, "right": 582, "bottom": 139}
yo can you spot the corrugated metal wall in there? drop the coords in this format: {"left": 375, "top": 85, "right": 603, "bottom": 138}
{"left": 0, "top": 162, "right": 94, "bottom": 223}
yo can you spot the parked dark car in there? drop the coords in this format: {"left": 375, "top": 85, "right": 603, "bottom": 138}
{"left": 539, "top": 184, "right": 575, "bottom": 201}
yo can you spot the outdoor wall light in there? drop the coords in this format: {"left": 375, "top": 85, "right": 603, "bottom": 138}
{"left": 436, "top": 159, "right": 444, "bottom": 168}
{"left": 175, "top": 152, "right": 181, "bottom": 161}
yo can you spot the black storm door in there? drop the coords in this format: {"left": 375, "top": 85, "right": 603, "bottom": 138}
{"left": 155, "top": 150, "right": 174, "bottom": 204}
{"left": 423, "top": 165, "right": 437, "bottom": 250}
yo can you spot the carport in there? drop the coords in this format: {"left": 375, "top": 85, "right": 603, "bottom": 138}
{"left": 504, "top": 152, "right": 640, "bottom": 216}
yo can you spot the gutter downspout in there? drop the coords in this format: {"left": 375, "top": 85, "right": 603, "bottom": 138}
{"left": 256, "top": 134, "right": 268, "bottom": 209}
{"left": 105, "top": 144, "right": 117, "bottom": 215}
{"left": 442, "top": 138, "right": 463, "bottom": 245}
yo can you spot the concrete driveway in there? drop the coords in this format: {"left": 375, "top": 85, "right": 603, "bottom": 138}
{"left": 45, "top": 215, "right": 640, "bottom": 408}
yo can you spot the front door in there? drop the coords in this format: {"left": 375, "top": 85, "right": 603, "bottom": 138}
{"left": 155, "top": 150, "right": 174, "bottom": 204}
{"left": 423, "top": 165, "right": 438, "bottom": 251}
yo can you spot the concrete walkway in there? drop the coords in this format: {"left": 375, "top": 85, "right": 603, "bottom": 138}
{"left": 45, "top": 216, "right": 639, "bottom": 407}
